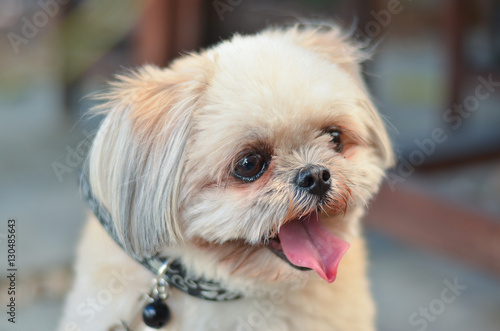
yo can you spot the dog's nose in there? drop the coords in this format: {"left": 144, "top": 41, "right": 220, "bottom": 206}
{"left": 295, "top": 165, "right": 331, "bottom": 198}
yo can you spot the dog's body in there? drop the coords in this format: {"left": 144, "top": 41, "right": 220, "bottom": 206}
{"left": 60, "top": 25, "right": 393, "bottom": 331}
{"left": 61, "top": 213, "right": 374, "bottom": 331}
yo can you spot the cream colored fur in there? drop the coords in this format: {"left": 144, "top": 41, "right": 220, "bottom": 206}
{"left": 60, "top": 24, "right": 393, "bottom": 331}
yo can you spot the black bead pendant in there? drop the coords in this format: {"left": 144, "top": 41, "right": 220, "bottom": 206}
{"left": 142, "top": 299, "right": 171, "bottom": 329}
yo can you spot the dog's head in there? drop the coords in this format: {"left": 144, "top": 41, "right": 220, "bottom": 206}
{"left": 88, "top": 25, "right": 393, "bottom": 285}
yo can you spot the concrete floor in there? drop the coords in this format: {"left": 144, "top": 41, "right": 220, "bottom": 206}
{"left": 368, "top": 230, "right": 500, "bottom": 331}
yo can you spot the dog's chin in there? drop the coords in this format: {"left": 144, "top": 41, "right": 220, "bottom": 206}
{"left": 192, "top": 209, "right": 350, "bottom": 284}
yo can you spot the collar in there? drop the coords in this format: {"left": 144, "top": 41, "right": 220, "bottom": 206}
{"left": 79, "top": 167, "right": 242, "bottom": 302}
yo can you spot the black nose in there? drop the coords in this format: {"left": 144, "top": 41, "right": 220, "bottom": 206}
{"left": 294, "top": 165, "right": 331, "bottom": 198}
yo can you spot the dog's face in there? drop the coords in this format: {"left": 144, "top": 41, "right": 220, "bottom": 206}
{"left": 89, "top": 26, "right": 393, "bottom": 285}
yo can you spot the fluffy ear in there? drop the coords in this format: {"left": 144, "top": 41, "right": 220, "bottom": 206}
{"left": 357, "top": 98, "right": 395, "bottom": 169}
{"left": 88, "top": 60, "right": 207, "bottom": 256}
{"left": 278, "top": 24, "right": 394, "bottom": 169}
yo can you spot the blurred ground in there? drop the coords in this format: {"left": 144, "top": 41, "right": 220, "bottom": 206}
{"left": 368, "top": 230, "right": 500, "bottom": 331}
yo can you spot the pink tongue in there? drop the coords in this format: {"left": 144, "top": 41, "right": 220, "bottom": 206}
{"left": 277, "top": 211, "right": 350, "bottom": 283}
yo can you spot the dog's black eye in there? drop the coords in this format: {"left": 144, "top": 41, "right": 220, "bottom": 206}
{"left": 326, "top": 127, "right": 343, "bottom": 153}
{"left": 233, "top": 154, "right": 267, "bottom": 182}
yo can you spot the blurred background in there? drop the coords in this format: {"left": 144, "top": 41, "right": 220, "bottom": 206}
{"left": 0, "top": 0, "right": 499, "bottom": 330}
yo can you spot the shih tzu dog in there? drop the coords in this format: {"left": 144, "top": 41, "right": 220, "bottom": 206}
{"left": 60, "top": 24, "right": 393, "bottom": 331}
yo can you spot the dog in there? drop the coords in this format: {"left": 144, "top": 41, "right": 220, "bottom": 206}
{"left": 59, "top": 24, "right": 393, "bottom": 331}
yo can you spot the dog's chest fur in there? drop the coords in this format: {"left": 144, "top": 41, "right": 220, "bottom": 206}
{"left": 60, "top": 216, "right": 375, "bottom": 331}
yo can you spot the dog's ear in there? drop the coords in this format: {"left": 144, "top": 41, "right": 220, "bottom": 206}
{"left": 280, "top": 25, "right": 394, "bottom": 169}
{"left": 88, "top": 59, "right": 208, "bottom": 256}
